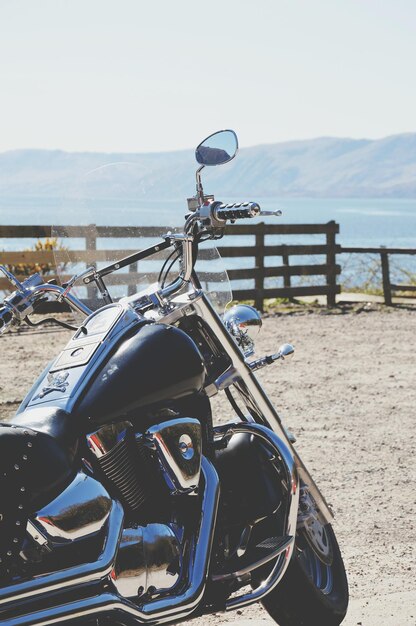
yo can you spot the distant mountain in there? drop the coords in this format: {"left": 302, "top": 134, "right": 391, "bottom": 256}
{"left": 1, "top": 134, "right": 416, "bottom": 202}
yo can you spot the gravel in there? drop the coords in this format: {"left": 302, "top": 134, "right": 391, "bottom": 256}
{"left": 1, "top": 305, "right": 415, "bottom": 625}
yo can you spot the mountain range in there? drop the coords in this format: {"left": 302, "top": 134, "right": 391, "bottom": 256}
{"left": 1, "top": 133, "right": 416, "bottom": 201}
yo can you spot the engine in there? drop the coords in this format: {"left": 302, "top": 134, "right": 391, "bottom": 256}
{"left": 14, "top": 416, "right": 203, "bottom": 601}
{"left": 85, "top": 416, "right": 203, "bottom": 598}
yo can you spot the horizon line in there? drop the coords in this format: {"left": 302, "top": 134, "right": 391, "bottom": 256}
{"left": 1, "top": 131, "right": 415, "bottom": 157}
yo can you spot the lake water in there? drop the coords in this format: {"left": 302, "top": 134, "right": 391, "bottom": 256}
{"left": 0, "top": 196, "right": 415, "bottom": 247}
{"left": 1, "top": 197, "right": 415, "bottom": 293}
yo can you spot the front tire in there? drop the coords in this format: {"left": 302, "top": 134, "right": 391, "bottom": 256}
{"left": 261, "top": 523, "right": 348, "bottom": 626}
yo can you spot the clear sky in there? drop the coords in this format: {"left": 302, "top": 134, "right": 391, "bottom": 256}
{"left": 0, "top": 0, "right": 415, "bottom": 153}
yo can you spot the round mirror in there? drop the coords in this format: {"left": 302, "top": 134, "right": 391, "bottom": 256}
{"left": 195, "top": 129, "right": 238, "bottom": 166}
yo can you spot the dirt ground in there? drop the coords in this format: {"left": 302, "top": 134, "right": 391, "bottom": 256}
{"left": 0, "top": 304, "right": 415, "bottom": 625}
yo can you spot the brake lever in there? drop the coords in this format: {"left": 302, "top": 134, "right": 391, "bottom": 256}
{"left": 259, "top": 210, "right": 282, "bottom": 217}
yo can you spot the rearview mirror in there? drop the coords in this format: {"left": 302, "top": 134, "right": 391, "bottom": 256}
{"left": 195, "top": 130, "right": 238, "bottom": 166}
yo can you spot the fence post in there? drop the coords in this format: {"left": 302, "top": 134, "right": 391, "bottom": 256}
{"left": 380, "top": 248, "right": 392, "bottom": 306}
{"left": 255, "top": 222, "right": 265, "bottom": 311}
{"left": 281, "top": 244, "right": 292, "bottom": 301}
{"left": 326, "top": 221, "right": 338, "bottom": 307}
{"left": 128, "top": 262, "right": 138, "bottom": 296}
{"left": 85, "top": 226, "right": 97, "bottom": 302}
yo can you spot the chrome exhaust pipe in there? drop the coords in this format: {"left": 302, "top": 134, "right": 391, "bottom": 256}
{"left": 0, "top": 498, "right": 125, "bottom": 609}
{"left": 0, "top": 457, "right": 220, "bottom": 626}
{"left": 1, "top": 425, "right": 294, "bottom": 625}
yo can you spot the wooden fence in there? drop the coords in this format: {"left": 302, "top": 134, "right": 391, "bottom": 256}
{"left": 340, "top": 246, "right": 416, "bottom": 305}
{"left": 0, "top": 222, "right": 341, "bottom": 309}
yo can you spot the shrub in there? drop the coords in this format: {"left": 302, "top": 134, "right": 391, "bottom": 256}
{"left": 6, "top": 237, "right": 68, "bottom": 279}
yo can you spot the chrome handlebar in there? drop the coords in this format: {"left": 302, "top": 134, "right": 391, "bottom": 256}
{"left": 0, "top": 199, "right": 278, "bottom": 328}
{"left": 0, "top": 266, "right": 93, "bottom": 334}
{"left": 33, "top": 282, "right": 93, "bottom": 316}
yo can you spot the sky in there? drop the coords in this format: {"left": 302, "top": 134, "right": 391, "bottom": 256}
{"left": 0, "top": 0, "right": 415, "bottom": 153}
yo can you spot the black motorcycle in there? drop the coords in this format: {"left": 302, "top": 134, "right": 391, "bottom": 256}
{"left": 0, "top": 130, "right": 348, "bottom": 626}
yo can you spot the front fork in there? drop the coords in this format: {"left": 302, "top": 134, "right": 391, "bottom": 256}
{"left": 191, "top": 292, "right": 334, "bottom": 525}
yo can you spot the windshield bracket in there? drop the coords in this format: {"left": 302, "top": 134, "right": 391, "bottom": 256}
{"left": 82, "top": 238, "right": 172, "bottom": 282}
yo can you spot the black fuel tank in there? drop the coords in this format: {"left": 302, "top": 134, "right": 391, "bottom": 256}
{"left": 76, "top": 323, "right": 205, "bottom": 425}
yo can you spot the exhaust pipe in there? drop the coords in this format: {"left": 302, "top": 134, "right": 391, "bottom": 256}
{"left": 0, "top": 458, "right": 220, "bottom": 626}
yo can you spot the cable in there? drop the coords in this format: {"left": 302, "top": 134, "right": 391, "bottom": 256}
{"left": 24, "top": 316, "right": 78, "bottom": 331}
{"left": 161, "top": 251, "right": 181, "bottom": 288}
{"left": 225, "top": 387, "right": 246, "bottom": 421}
{"left": 157, "top": 248, "right": 178, "bottom": 285}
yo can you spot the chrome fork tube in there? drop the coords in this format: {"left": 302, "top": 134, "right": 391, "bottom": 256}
{"left": 193, "top": 293, "right": 333, "bottom": 523}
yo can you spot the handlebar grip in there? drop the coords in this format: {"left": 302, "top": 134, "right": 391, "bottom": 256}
{"left": 0, "top": 305, "right": 14, "bottom": 334}
{"left": 214, "top": 201, "right": 261, "bottom": 221}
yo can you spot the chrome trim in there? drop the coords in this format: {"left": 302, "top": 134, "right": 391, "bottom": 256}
{"left": 223, "top": 304, "right": 262, "bottom": 357}
{"left": 34, "top": 472, "right": 112, "bottom": 543}
{"left": 136, "top": 457, "right": 219, "bottom": 621}
{"left": 25, "top": 520, "right": 49, "bottom": 548}
{"left": 212, "top": 536, "right": 293, "bottom": 583}
{"left": 114, "top": 523, "right": 182, "bottom": 597}
{"left": 212, "top": 422, "right": 299, "bottom": 610}
{"left": 144, "top": 418, "right": 202, "bottom": 494}
{"left": 0, "top": 497, "right": 124, "bottom": 609}
{"left": 86, "top": 421, "right": 133, "bottom": 458}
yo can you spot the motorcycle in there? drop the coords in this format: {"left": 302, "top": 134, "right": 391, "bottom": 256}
{"left": 0, "top": 130, "right": 348, "bottom": 626}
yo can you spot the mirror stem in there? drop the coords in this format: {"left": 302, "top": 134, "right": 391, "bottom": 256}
{"left": 196, "top": 165, "right": 205, "bottom": 205}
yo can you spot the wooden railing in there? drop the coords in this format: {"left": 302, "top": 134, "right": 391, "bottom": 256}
{"left": 340, "top": 246, "right": 416, "bottom": 305}
{"left": 220, "top": 221, "right": 340, "bottom": 308}
{"left": 0, "top": 222, "right": 341, "bottom": 309}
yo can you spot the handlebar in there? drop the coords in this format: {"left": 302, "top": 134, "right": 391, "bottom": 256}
{"left": 214, "top": 201, "right": 261, "bottom": 221}
{"left": 0, "top": 266, "right": 94, "bottom": 336}
{"left": 0, "top": 195, "right": 279, "bottom": 326}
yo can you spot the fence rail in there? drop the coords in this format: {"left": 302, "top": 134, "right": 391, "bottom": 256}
{"left": 340, "top": 246, "right": 416, "bottom": 305}
{"left": 0, "top": 222, "right": 341, "bottom": 309}
{"left": 2, "top": 224, "right": 416, "bottom": 307}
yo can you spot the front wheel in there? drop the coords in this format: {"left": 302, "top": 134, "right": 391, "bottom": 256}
{"left": 261, "top": 523, "right": 349, "bottom": 626}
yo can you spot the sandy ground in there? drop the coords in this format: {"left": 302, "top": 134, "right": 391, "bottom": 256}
{"left": 0, "top": 304, "right": 415, "bottom": 625}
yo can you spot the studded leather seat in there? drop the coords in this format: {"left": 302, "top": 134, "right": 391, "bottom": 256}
{"left": 0, "top": 407, "right": 78, "bottom": 572}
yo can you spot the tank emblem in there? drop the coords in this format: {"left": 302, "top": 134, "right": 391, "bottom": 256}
{"left": 35, "top": 371, "right": 70, "bottom": 399}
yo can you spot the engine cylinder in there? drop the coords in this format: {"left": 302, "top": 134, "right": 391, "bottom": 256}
{"left": 87, "top": 422, "right": 153, "bottom": 513}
